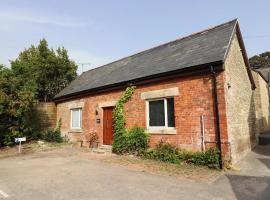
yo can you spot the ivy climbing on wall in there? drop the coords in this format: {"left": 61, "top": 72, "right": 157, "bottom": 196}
{"left": 112, "top": 86, "right": 135, "bottom": 153}
{"left": 112, "top": 86, "right": 149, "bottom": 154}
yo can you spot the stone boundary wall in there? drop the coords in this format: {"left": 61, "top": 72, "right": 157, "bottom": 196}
{"left": 252, "top": 71, "right": 270, "bottom": 133}
{"left": 36, "top": 102, "right": 57, "bottom": 129}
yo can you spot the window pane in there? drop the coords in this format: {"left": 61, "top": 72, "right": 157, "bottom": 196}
{"left": 167, "top": 98, "right": 175, "bottom": 127}
{"left": 149, "top": 100, "right": 165, "bottom": 126}
{"left": 72, "top": 109, "right": 81, "bottom": 128}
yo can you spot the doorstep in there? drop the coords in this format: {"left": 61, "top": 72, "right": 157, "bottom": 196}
{"left": 92, "top": 145, "right": 112, "bottom": 154}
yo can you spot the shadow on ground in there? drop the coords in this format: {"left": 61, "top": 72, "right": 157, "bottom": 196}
{"left": 226, "top": 174, "right": 270, "bottom": 200}
{"left": 258, "top": 158, "right": 270, "bottom": 169}
{"left": 252, "top": 144, "right": 270, "bottom": 157}
{"left": 253, "top": 144, "right": 270, "bottom": 169}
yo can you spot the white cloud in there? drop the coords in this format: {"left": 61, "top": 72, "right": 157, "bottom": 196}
{"left": 68, "top": 50, "right": 112, "bottom": 74}
{"left": 0, "top": 11, "right": 90, "bottom": 28}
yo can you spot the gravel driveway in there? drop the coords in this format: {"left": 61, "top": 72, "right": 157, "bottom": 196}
{"left": 0, "top": 145, "right": 270, "bottom": 200}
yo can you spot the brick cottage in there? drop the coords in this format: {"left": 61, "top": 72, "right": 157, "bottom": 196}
{"left": 54, "top": 19, "right": 270, "bottom": 164}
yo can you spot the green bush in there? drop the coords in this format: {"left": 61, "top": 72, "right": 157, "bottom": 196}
{"left": 113, "top": 126, "right": 149, "bottom": 155}
{"left": 42, "top": 128, "right": 63, "bottom": 143}
{"left": 126, "top": 126, "right": 149, "bottom": 154}
{"left": 143, "top": 141, "right": 181, "bottom": 164}
{"left": 185, "top": 148, "right": 220, "bottom": 168}
{"left": 143, "top": 141, "right": 220, "bottom": 168}
{"left": 112, "top": 134, "right": 128, "bottom": 154}
{"left": 41, "top": 119, "right": 64, "bottom": 143}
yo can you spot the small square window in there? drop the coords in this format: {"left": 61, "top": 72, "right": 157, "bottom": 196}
{"left": 71, "top": 108, "right": 82, "bottom": 129}
{"left": 147, "top": 98, "right": 175, "bottom": 128}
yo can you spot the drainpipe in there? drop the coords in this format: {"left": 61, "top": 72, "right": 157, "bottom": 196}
{"left": 268, "top": 71, "right": 270, "bottom": 115}
{"left": 210, "top": 66, "right": 223, "bottom": 169}
{"left": 200, "top": 115, "right": 206, "bottom": 152}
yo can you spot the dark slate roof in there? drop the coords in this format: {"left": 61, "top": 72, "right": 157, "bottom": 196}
{"left": 55, "top": 19, "right": 238, "bottom": 100}
{"left": 253, "top": 68, "right": 270, "bottom": 84}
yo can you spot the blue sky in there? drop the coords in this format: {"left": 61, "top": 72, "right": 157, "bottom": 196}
{"left": 1, "top": 0, "right": 270, "bottom": 74}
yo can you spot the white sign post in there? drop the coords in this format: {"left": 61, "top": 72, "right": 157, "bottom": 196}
{"left": 15, "top": 137, "right": 26, "bottom": 153}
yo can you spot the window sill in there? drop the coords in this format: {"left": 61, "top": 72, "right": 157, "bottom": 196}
{"left": 146, "top": 128, "right": 176, "bottom": 135}
{"left": 68, "top": 129, "right": 82, "bottom": 133}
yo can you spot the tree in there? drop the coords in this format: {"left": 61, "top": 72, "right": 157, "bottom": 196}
{"left": 0, "top": 39, "right": 77, "bottom": 146}
{"left": 11, "top": 39, "right": 77, "bottom": 102}
{"left": 249, "top": 51, "right": 270, "bottom": 69}
{"left": 0, "top": 65, "right": 37, "bottom": 146}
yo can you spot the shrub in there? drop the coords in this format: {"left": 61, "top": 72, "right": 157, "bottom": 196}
{"left": 42, "top": 128, "right": 63, "bottom": 143}
{"left": 41, "top": 119, "right": 64, "bottom": 143}
{"left": 113, "top": 126, "right": 149, "bottom": 155}
{"left": 112, "top": 134, "right": 128, "bottom": 154}
{"left": 143, "top": 141, "right": 181, "bottom": 164}
{"left": 185, "top": 148, "right": 220, "bottom": 168}
{"left": 143, "top": 141, "right": 220, "bottom": 168}
{"left": 126, "top": 126, "right": 149, "bottom": 154}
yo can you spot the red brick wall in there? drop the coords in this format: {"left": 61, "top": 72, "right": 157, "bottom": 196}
{"left": 56, "top": 71, "right": 229, "bottom": 157}
{"left": 216, "top": 72, "right": 230, "bottom": 161}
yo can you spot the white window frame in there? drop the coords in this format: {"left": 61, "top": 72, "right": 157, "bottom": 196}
{"left": 146, "top": 97, "right": 175, "bottom": 130}
{"left": 70, "top": 108, "right": 82, "bottom": 129}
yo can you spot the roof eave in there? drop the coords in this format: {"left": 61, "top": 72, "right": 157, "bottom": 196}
{"left": 54, "top": 61, "right": 223, "bottom": 103}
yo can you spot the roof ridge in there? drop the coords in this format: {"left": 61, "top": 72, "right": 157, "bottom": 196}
{"left": 82, "top": 18, "right": 238, "bottom": 75}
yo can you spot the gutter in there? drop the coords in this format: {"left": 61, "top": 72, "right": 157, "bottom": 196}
{"left": 210, "top": 66, "right": 223, "bottom": 169}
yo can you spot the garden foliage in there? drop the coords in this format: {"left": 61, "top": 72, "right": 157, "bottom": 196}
{"left": 41, "top": 119, "right": 65, "bottom": 143}
{"left": 143, "top": 141, "right": 220, "bottom": 168}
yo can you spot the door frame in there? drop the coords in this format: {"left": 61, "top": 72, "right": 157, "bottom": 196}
{"left": 103, "top": 106, "right": 114, "bottom": 145}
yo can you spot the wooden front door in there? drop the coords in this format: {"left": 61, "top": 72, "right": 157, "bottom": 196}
{"left": 103, "top": 107, "right": 114, "bottom": 145}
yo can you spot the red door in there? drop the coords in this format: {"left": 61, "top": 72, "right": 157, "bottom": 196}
{"left": 103, "top": 107, "right": 114, "bottom": 145}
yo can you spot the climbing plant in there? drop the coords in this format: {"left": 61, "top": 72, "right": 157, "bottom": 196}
{"left": 113, "top": 86, "right": 136, "bottom": 139}
{"left": 112, "top": 86, "right": 135, "bottom": 153}
{"left": 112, "top": 86, "right": 149, "bottom": 154}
